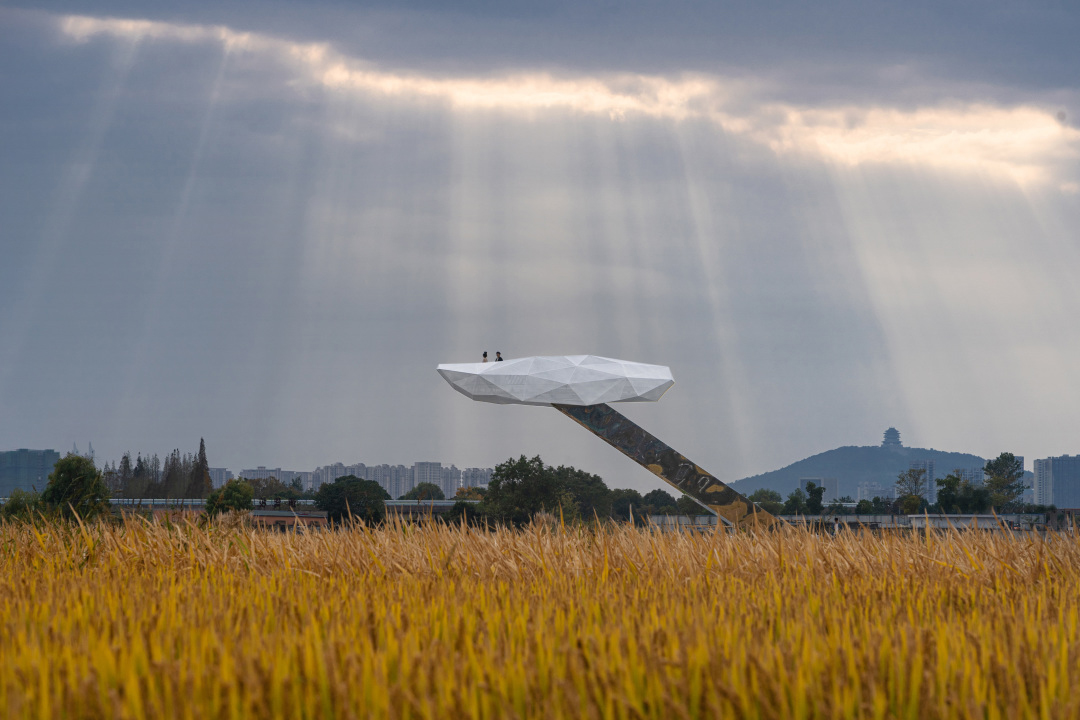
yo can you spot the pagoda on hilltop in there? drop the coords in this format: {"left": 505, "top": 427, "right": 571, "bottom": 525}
{"left": 882, "top": 427, "right": 902, "bottom": 448}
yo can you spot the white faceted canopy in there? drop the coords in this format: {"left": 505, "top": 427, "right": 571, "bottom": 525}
{"left": 436, "top": 355, "right": 674, "bottom": 406}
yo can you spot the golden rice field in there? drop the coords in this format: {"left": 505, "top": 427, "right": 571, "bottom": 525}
{"left": 1, "top": 517, "right": 1079, "bottom": 719}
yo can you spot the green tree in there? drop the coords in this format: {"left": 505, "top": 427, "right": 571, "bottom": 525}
{"left": 783, "top": 489, "right": 808, "bottom": 515}
{"left": 41, "top": 453, "right": 110, "bottom": 520}
{"left": 128, "top": 454, "right": 152, "bottom": 499}
{"left": 609, "top": 488, "right": 644, "bottom": 522}
{"left": 804, "top": 482, "right": 826, "bottom": 514}
{"left": 676, "top": 495, "right": 706, "bottom": 516}
{"left": 983, "top": 452, "right": 1025, "bottom": 511}
{"left": 455, "top": 486, "right": 487, "bottom": 501}
{"left": 160, "top": 449, "right": 192, "bottom": 498}
{"left": 935, "top": 472, "right": 988, "bottom": 513}
{"left": 1, "top": 489, "right": 43, "bottom": 522}
{"left": 895, "top": 468, "right": 928, "bottom": 504}
{"left": 315, "top": 475, "right": 390, "bottom": 525}
{"left": 247, "top": 476, "right": 290, "bottom": 500}
{"left": 554, "top": 465, "right": 611, "bottom": 519}
{"left": 641, "top": 488, "right": 678, "bottom": 515}
{"left": 187, "top": 438, "right": 212, "bottom": 498}
{"left": 854, "top": 498, "right": 873, "bottom": 514}
{"left": 870, "top": 496, "right": 895, "bottom": 514}
{"left": 116, "top": 452, "right": 134, "bottom": 498}
{"left": 825, "top": 496, "right": 855, "bottom": 516}
{"left": 748, "top": 488, "right": 784, "bottom": 516}
{"left": 480, "top": 456, "right": 567, "bottom": 527}
{"left": 447, "top": 498, "right": 484, "bottom": 525}
{"left": 402, "top": 482, "right": 445, "bottom": 501}
{"left": 205, "top": 479, "right": 254, "bottom": 516}
{"left": 898, "top": 493, "right": 925, "bottom": 514}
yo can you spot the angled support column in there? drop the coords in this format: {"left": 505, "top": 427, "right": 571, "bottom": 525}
{"left": 553, "top": 403, "right": 779, "bottom": 529}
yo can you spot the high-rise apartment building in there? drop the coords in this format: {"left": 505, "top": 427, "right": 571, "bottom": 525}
{"left": 1034, "top": 455, "right": 1080, "bottom": 509}
{"left": 909, "top": 460, "right": 936, "bottom": 504}
{"left": 290, "top": 460, "right": 483, "bottom": 498}
{"left": 364, "top": 464, "right": 413, "bottom": 499}
{"left": 440, "top": 465, "right": 461, "bottom": 499}
{"left": 413, "top": 462, "right": 442, "bottom": 490}
{"left": 208, "top": 468, "right": 234, "bottom": 489}
{"left": 1034, "top": 458, "right": 1053, "bottom": 506}
{"left": 314, "top": 463, "right": 347, "bottom": 488}
{"left": 0, "top": 449, "right": 61, "bottom": 496}
{"left": 461, "top": 467, "right": 493, "bottom": 489}
{"left": 955, "top": 467, "right": 985, "bottom": 486}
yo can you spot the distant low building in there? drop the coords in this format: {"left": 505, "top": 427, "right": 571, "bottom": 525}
{"left": 856, "top": 481, "right": 890, "bottom": 502}
{"left": 240, "top": 467, "right": 306, "bottom": 486}
{"left": 0, "top": 449, "right": 60, "bottom": 496}
{"left": 241, "top": 466, "right": 281, "bottom": 481}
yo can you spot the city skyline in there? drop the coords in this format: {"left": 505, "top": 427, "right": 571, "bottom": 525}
{"left": 4, "top": 428, "right": 1072, "bottom": 505}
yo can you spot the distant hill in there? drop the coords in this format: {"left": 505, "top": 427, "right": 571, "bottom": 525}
{"left": 730, "top": 445, "right": 987, "bottom": 499}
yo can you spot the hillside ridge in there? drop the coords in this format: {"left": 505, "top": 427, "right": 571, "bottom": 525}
{"left": 729, "top": 444, "right": 988, "bottom": 499}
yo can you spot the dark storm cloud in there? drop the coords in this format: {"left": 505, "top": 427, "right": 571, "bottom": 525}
{"left": 16, "top": 0, "right": 1080, "bottom": 94}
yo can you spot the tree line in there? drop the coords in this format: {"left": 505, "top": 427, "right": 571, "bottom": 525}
{"left": 102, "top": 439, "right": 213, "bottom": 499}
{"left": 445, "top": 455, "right": 705, "bottom": 527}
{"left": 205, "top": 454, "right": 711, "bottom": 527}
{"left": 6, "top": 447, "right": 1052, "bottom": 527}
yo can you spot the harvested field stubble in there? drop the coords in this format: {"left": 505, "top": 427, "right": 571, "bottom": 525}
{"left": 1, "top": 518, "right": 1078, "bottom": 719}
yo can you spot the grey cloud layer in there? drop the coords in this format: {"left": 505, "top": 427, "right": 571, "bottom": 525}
{"left": 1, "top": 7, "right": 1078, "bottom": 488}
{"left": 17, "top": 0, "right": 1080, "bottom": 93}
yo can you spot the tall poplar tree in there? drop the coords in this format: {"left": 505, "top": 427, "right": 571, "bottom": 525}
{"left": 188, "top": 438, "right": 212, "bottom": 498}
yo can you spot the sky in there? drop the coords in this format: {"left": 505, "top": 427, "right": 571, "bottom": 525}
{"left": 1, "top": 1, "right": 1078, "bottom": 491}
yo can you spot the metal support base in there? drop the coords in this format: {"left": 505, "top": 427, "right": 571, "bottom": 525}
{"left": 553, "top": 403, "right": 778, "bottom": 529}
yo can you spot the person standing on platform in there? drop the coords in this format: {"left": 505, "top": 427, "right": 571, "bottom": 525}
{"left": 482, "top": 351, "right": 488, "bottom": 363}
{"left": 495, "top": 352, "right": 503, "bottom": 361}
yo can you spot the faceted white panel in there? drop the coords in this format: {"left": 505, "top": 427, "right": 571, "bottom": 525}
{"left": 436, "top": 355, "right": 674, "bottom": 406}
